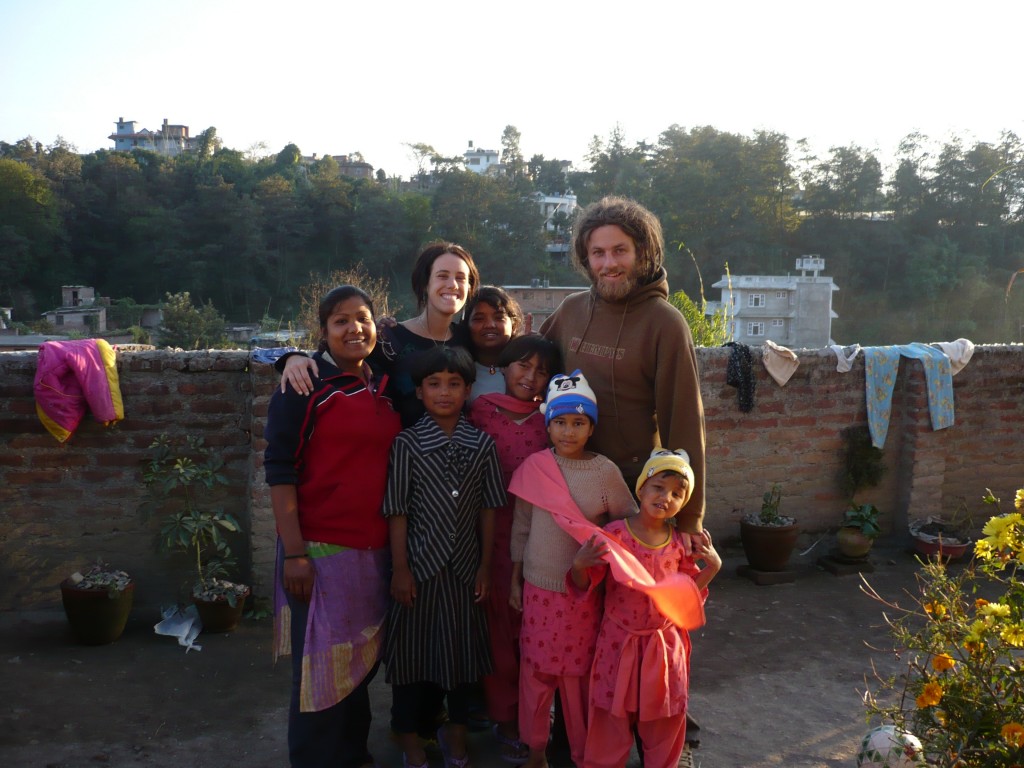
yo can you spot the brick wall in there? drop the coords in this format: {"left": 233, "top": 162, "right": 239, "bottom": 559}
{"left": 2, "top": 344, "right": 1022, "bottom": 612}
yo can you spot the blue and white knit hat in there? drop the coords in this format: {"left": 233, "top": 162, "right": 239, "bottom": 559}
{"left": 539, "top": 369, "right": 598, "bottom": 426}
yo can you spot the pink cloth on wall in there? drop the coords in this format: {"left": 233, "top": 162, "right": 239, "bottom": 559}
{"left": 34, "top": 339, "right": 124, "bottom": 443}
{"left": 508, "top": 450, "right": 705, "bottom": 631}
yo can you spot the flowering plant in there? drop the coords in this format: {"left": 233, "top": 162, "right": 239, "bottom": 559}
{"left": 863, "top": 487, "right": 1024, "bottom": 766}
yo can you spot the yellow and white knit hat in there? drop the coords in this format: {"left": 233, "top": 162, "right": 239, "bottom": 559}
{"left": 635, "top": 448, "right": 694, "bottom": 504}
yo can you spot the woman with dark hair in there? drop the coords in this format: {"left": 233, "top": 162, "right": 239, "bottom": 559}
{"left": 280, "top": 241, "right": 481, "bottom": 427}
{"left": 265, "top": 285, "right": 402, "bottom": 768}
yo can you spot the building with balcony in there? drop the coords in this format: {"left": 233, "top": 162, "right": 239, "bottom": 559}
{"left": 109, "top": 117, "right": 195, "bottom": 156}
{"left": 707, "top": 256, "right": 838, "bottom": 349}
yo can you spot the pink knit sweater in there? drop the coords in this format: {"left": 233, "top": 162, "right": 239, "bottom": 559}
{"left": 510, "top": 450, "right": 637, "bottom": 592}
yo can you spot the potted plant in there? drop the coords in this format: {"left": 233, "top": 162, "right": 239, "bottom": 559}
{"left": 909, "top": 499, "right": 974, "bottom": 561}
{"left": 60, "top": 560, "right": 134, "bottom": 645}
{"left": 144, "top": 434, "right": 250, "bottom": 633}
{"left": 837, "top": 426, "right": 886, "bottom": 560}
{"left": 740, "top": 483, "right": 800, "bottom": 572}
{"left": 837, "top": 503, "right": 881, "bottom": 560}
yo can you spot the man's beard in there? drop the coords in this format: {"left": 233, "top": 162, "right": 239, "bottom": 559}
{"left": 593, "top": 270, "right": 639, "bottom": 301}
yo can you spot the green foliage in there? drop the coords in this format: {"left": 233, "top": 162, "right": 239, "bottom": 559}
{"left": 127, "top": 325, "right": 151, "bottom": 344}
{"left": 759, "top": 484, "right": 784, "bottom": 525}
{"left": 666, "top": 245, "right": 732, "bottom": 347}
{"left": 843, "top": 503, "right": 881, "bottom": 538}
{"left": 863, "top": 488, "right": 1024, "bottom": 766}
{"left": 144, "top": 434, "right": 246, "bottom": 603}
{"left": 840, "top": 425, "right": 886, "bottom": 498}
{"left": 1, "top": 126, "right": 1023, "bottom": 342}
{"left": 158, "top": 291, "right": 228, "bottom": 349}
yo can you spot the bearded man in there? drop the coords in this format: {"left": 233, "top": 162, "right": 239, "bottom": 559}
{"left": 540, "top": 196, "right": 706, "bottom": 535}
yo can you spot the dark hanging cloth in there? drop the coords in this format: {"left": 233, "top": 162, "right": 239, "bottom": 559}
{"left": 724, "top": 342, "right": 755, "bottom": 413}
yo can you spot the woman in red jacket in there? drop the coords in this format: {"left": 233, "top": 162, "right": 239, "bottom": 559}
{"left": 264, "top": 284, "right": 402, "bottom": 768}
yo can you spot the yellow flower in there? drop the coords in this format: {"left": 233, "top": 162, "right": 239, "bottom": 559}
{"left": 983, "top": 513, "right": 1016, "bottom": 539}
{"left": 1015, "top": 489, "right": 1024, "bottom": 511}
{"left": 966, "top": 620, "right": 989, "bottom": 643}
{"left": 925, "top": 602, "right": 947, "bottom": 619}
{"left": 1001, "top": 624, "right": 1024, "bottom": 647}
{"left": 974, "top": 539, "right": 995, "bottom": 560}
{"left": 931, "top": 653, "right": 956, "bottom": 671}
{"left": 1002, "top": 722, "right": 1024, "bottom": 748}
{"left": 916, "top": 681, "right": 943, "bottom": 708}
{"left": 980, "top": 602, "right": 1012, "bottom": 619}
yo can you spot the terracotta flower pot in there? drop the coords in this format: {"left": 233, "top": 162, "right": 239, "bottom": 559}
{"left": 740, "top": 520, "right": 800, "bottom": 572}
{"left": 910, "top": 535, "right": 971, "bottom": 561}
{"left": 837, "top": 527, "right": 874, "bottom": 560}
{"left": 60, "top": 580, "right": 135, "bottom": 645}
{"left": 193, "top": 586, "right": 250, "bottom": 633}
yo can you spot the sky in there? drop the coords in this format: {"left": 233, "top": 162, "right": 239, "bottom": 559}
{"left": 2, "top": 0, "right": 1021, "bottom": 180}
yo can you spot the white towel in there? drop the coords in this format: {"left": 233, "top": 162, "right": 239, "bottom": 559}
{"left": 931, "top": 338, "right": 975, "bottom": 376}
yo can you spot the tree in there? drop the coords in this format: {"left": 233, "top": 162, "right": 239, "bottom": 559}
{"left": 193, "top": 127, "right": 221, "bottom": 159}
{"left": 501, "top": 124, "right": 524, "bottom": 182}
{"left": 158, "top": 291, "right": 228, "bottom": 349}
{"left": 0, "top": 157, "right": 63, "bottom": 307}
{"left": 295, "top": 264, "right": 396, "bottom": 348}
{"left": 405, "top": 142, "right": 437, "bottom": 178}
{"left": 528, "top": 154, "right": 570, "bottom": 194}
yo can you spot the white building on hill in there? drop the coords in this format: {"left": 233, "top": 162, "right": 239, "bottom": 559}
{"left": 707, "top": 256, "right": 838, "bottom": 349}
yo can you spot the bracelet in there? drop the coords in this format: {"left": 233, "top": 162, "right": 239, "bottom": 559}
{"left": 283, "top": 553, "right": 308, "bottom": 560}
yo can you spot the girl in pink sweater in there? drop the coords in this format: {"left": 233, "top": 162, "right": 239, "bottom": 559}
{"left": 571, "top": 449, "right": 721, "bottom": 768}
{"left": 468, "top": 334, "right": 562, "bottom": 764}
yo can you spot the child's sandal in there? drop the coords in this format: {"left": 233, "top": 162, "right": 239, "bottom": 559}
{"left": 437, "top": 726, "right": 472, "bottom": 768}
{"left": 492, "top": 723, "right": 529, "bottom": 765}
{"left": 402, "top": 755, "right": 429, "bottom": 768}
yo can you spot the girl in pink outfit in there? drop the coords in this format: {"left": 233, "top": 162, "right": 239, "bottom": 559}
{"left": 571, "top": 449, "right": 722, "bottom": 768}
{"left": 509, "top": 370, "right": 638, "bottom": 768}
{"left": 468, "top": 335, "right": 561, "bottom": 764}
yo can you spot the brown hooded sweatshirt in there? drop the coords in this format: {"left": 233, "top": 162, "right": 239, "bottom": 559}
{"left": 540, "top": 267, "right": 706, "bottom": 531}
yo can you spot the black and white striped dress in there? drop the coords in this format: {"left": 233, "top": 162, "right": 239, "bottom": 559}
{"left": 382, "top": 414, "right": 507, "bottom": 688}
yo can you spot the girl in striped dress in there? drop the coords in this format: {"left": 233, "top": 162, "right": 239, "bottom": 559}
{"left": 384, "top": 346, "right": 507, "bottom": 768}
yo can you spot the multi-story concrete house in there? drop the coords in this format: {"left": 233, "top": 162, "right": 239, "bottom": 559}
{"left": 109, "top": 118, "right": 194, "bottom": 156}
{"left": 463, "top": 141, "right": 500, "bottom": 175}
{"left": 707, "top": 256, "right": 838, "bottom": 349}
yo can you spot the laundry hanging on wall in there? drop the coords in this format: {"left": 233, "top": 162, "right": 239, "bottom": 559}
{"left": 863, "top": 343, "right": 954, "bottom": 449}
{"left": 34, "top": 338, "right": 124, "bottom": 443}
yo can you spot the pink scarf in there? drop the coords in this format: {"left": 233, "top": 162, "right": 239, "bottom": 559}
{"left": 508, "top": 449, "right": 705, "bottom": 630}
{"left": 476, "top": 392, "right": 541, "bottom": 415}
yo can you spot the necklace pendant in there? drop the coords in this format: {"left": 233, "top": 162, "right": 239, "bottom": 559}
{"left": 489, "top": 365, "right": 496, "bottom": 375}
